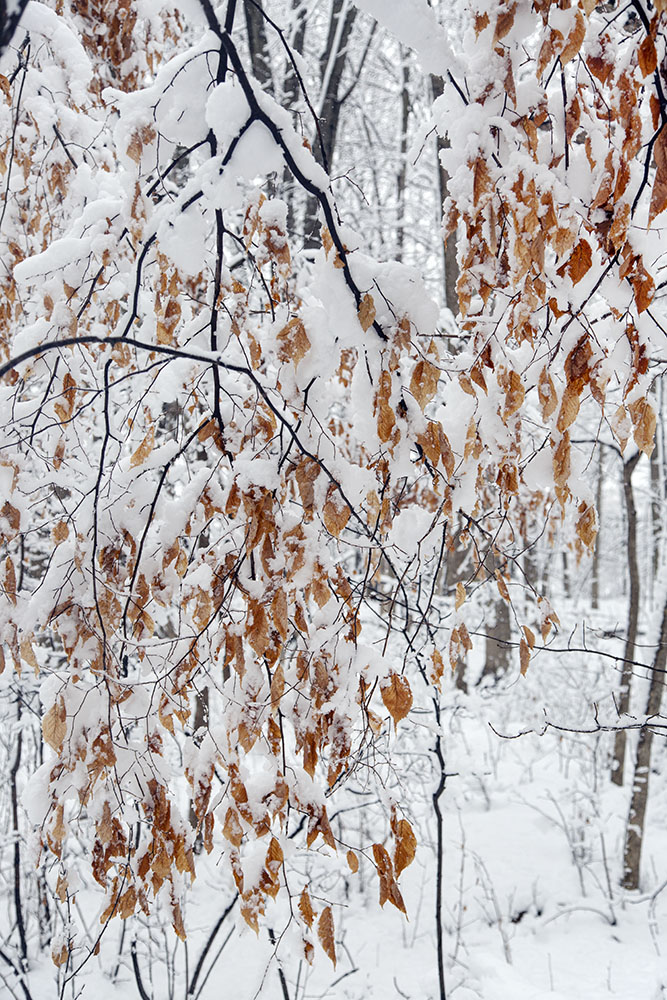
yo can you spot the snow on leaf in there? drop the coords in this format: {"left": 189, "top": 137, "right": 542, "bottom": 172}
{"left": 277, "top": 317, "right": 310, "bottom": 366}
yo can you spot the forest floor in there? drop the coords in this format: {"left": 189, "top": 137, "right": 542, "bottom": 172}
{"left": 19, "top": 604, "right": 667, "bottom": 1000}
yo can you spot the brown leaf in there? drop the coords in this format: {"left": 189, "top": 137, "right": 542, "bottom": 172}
{"left": 130, "top": 425, "right": 155, "bottom": 468}
{"left": 299, "top": 886, "right": 314, "bottom": 928}
{"left": 271, "top": 588, "right": 288, "bottom": 639}
{"left": 553, "top": 432, "right": 571, "bottom": 490}
{"left": 358, "top": 294, "right": 376, "bottom": 332}
{"left": 318, "top": 906, "right": 336, "bottom": 967}
{"left": 494, "top": 1, "right": 516, "bottom": 43}
{"left": 504, "top": 370, "right": 524, "bottom": 419}
{"left": 495, "top": 569, "right": 510, "bottom": 602}
{"left": 223, "top": 807, "right": 243, "bottom": 848}
{"left": 43, "top": 697, "right": 67, "bottom": 752}
{"left": 346, "top": 850, "right": 359, "bottom": 873}
{"left": 372, "top": 843, "right": 407, "bottom": 914}
{"left": 576, "top": 501, "right": 597, "bottom": 549}
{"left": 556, "top": 382, "right": 581, "bottom": 433}
{"left": 629, "top": 398, "right": 656, "bottom": 456}
{"left": 4, "top": 556, "right": 16, "bottom": 605}
{"left": 538, "top": 367, "right": 557, "bottom": 419}
{"left": 649, "top": 127, "right": 667, "bottom": 226}
{"left": 566, "top": 239, "right": 592, "bottom": 285}
{"left": 519, "top": 638, "right": 531, "bottom": 677}
{"left": 380, "top": 673, "right": 413, "bottom": 727}
{"left": 322, "top": 486, "right": 351, "bottom": 538}
{"left": 247, "top": 599, "right": 269, "bottom": 656}
{"left": 410, "top": 359, "right": 440, "bottom": 410}
{"left": 393, "top": 819, "right": 417, "bottom": 878}
{"left": 639, "top": 34, "right": 657, "bottom": 77}
{"left": 560, "top": 9, "right": 585, "bottom": 65}
{"left": 523, "top": 625, "right": 536, "bottom": 650}
{"left": 277, "top": 317, "right": 311, "bottom": 367}
{"left": 455, "top": 582, "right": 466, "bottom": 611}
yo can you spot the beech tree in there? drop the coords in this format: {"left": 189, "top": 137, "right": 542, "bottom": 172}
{"left": 0, "top": 0, "right": 666, "bottom": 996}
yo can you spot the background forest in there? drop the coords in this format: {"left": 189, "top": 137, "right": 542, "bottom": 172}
{"left": 1, "top": 0, "right": 667, "bottom": 997}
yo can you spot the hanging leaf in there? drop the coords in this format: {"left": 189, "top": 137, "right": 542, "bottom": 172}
{"left": 317, "top": 906, "right": 336, "bottom": 967}
{"left": 129, "top": 425, "right": 155, "bottom": 468}
{"left": 380, "top": 673, "right": 413, "bottom": 726}
{"left": 43, "top": 697, "right": 67, "bottom": 752}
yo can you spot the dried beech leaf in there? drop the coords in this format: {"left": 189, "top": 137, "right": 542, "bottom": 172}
{"left": 318, "top": 906, "right": 336, "bottom": 967}
{"left": 455, "top": 582, "right": 466, "bottom": 611}
{"left": 519, "top": 638, "right": 531, "bottom": 677}
{"left": 130, "top": 425, "right": 155, "bottom": 468}
{"left": 43, "top": 697, "right": 67, "bottom": 752}
{"left": 277, "top": 317, "right": 310, "bottom": 367}
{"left": 299, "top": 886, "right": 314, "bottom": 928}
{"left": 358, "top": 294, "right": 376, "bottom": 332}
{"left": 380, "top": 673, "right": 413, "bottom": 727}
{"left": 410, "top": 360, "right": 440, "bottom": 410}
{"left": 649, "top": 127, "right": 667, "bottom": 226}
{"left": 346, "top": 850, "right": 359, "bottom": 873}
{"left": 629, "top": 398, "right": 656, "bottom": 456}
{"left": 638, "top": 34, "right": 657, "bottom": 77}
{"left": 393, "top": 819, "right": 417, "bottom": 878}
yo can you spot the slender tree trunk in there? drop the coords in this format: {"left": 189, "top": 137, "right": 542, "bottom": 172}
{"left": 430, "top": 74, "right": 459, "bottom": 316}
{"left": 243, "top": 0, "right": 273, "bottom": 90}
{"left": 480, "top": 549, "right": 511, "bottom": 681}
{"left": 611, "top": 452, "right": 641, "bottom": 786}
{"left": 396, "top": 48, "right": 410, "bottom": 262}
{"left": 303, "top": 0, "right": 357, "bottom": 248}
{"left": 592, "top": 446, "right": 603, "bottom": 610}
{"left": 621, "top": 594, "right": 667, "bottom": 890}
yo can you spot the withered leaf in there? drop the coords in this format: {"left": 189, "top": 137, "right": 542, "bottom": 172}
{"left": 318, "top": 906, "right": 336, "bottom": 967}
{"left": 649, "top": 126, "right": 667, "bottom": 226}
{"left": 299, "top": 886, "right": 314, "bottom": 927}
{"left": 346, "top": 850, "right": 359, "bottom": 873}
{"left": 380, "top": 673, "right": 413, "bottom": 727}
{"left": 43, "top": 696, "right": 67, "bottom": 752}
{"left": 130, "top": 425, "right": 155, "bottom": 468}
{"left": 393, "top": 819, "right": 417, "bottom": 878}
{"left": 410, "top": 359, "right": 440, "bottom": 410}
{"left": 358, "top": 294, "right": 376, "bottom": 333}
{"left": 277, "top": 317, "right": 311, "bottom": 367}
{"left": 519, "top": 638, "right": 531, "bottom": 677}
{"left": 455, "top": 582, "right": 466, "bottom": 611}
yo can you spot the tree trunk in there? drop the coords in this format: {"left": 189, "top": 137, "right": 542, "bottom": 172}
{"left": 621, "top": 594, "right": 667, "bottom": 890}
{"left": 611, "top": 451, "right": 640, "bottom": 786}
{"left": 303, "top": 0, "right": 357, "bottom": 248}
{"left": 430, "top": 73, "right": 459, "bottom": 316}
{"left": 480, "top": 550, "right": 512, "bottom": 681}
{"left": 396, "top": 48, "right": 410, "bottom": 262}
{"left": 243, "top": 0, "right": 273, "bottom": 91}
{"left": 591, "top": 446, "right": 603, "bottom": 610}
